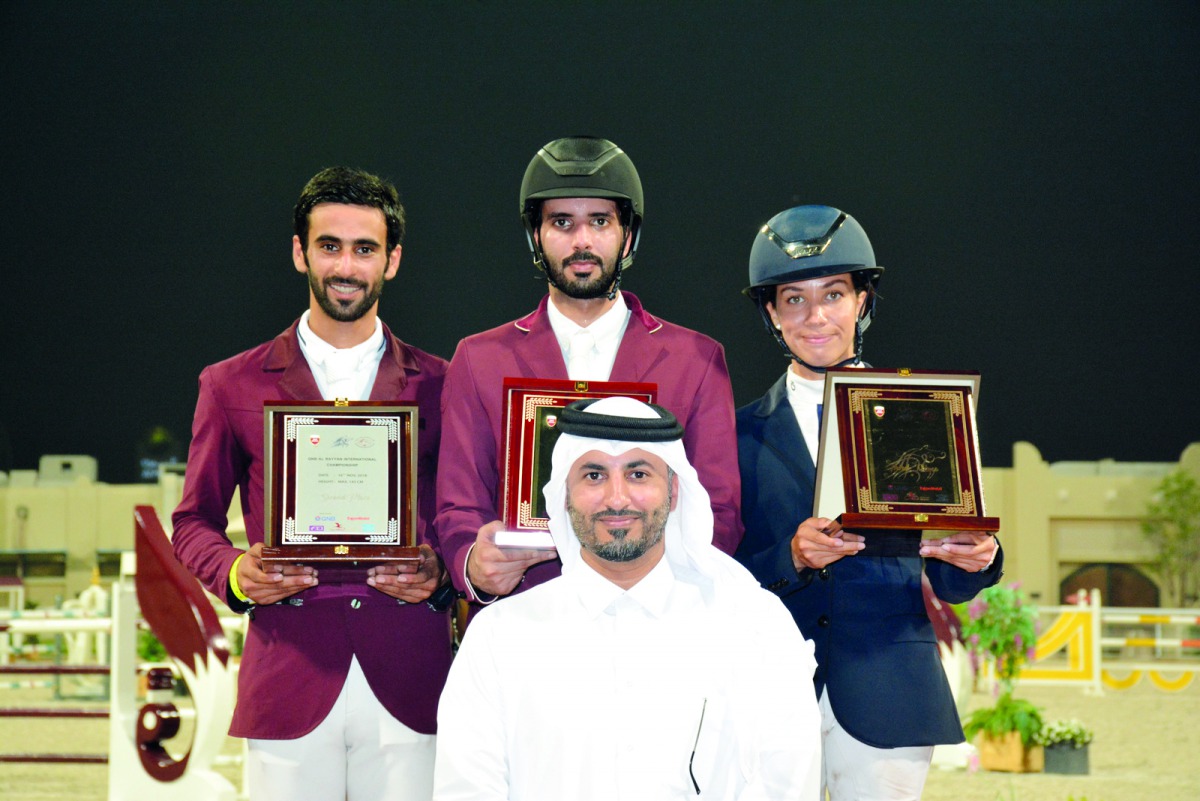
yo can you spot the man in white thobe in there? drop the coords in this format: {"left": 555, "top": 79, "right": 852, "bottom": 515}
{"left": 434, "top": 396, "right": 821, "bottom": 800}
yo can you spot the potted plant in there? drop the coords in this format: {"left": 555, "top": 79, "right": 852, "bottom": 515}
{"left": 1035, "top": 718, "right": 1093, "bottom": 775}
{"left": 959, "top": 583, "right": 1044, "bottom": 772}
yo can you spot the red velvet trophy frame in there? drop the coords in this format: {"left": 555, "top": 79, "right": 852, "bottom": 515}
{"left": 500, "top": 378, "right": 656, "bottom": 533}
{"left": 817, "top": 369, "right": 999, "bottom": 534}
{"left": 262, "top": 402, "right": 420, "bottom": 567}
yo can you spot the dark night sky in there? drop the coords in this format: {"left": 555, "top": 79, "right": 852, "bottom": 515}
{"left": 3, "top": 2, "right": 1198, "bottom": 483}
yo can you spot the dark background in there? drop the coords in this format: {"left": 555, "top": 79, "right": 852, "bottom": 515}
{"left": 3, "top": 2, "right": 1197, "bottom": 483}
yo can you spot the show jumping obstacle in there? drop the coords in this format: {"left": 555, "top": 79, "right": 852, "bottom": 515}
{"left": 979, "top": 588, "right": 1200, "bottom": 694}
{"left": 0, "top": 506, "right": 238, "bottom": 800}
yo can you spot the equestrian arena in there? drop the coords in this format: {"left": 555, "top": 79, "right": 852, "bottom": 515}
{"left": 2, "top": 514, "right": 1197, "bottom": 800}
{"left": 2, "top": 668, "right": 1197, "bottom": 800}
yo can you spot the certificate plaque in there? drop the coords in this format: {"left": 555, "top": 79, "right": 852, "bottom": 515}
{"left": 814, "top": 369, "right": 999, "bottom": 538}
{"left": 496, "top": 378, "right": 656, "bottom": 548}
{"left": 262, "top": 402, "right": 420, "bottom": 567}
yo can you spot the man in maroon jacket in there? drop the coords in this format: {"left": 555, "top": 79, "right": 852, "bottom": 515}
{"left": 435, "top": 136, "right": 742, "bottom": 605}
{"left": 172, "top": 167, "right": 453, "bottom": 801}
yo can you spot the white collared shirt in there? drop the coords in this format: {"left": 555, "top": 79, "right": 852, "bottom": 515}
{"left": 546, "top": 293, "right": 631, "bottom": 381}
{"left": 296, "top": 311, "right": 386, "bottom": 401}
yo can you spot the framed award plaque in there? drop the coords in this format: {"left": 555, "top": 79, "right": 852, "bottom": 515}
{"left": 814, "top": 368, "right": 999, "bottom": 536}
{"left": 495, "top": 378, "right": 656, "bottom": 549}
{"left": 261, "top": 402, "right": 420, "bottom": 567}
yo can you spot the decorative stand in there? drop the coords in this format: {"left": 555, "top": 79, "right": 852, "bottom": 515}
{"left": 107, "top": 506, "right": 237, "bottom": 801}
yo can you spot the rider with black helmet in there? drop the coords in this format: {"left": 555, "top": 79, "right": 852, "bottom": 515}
{"left": 435, "top": 136, "right": 742, "bottom": 605}
{"left": 735, "top": 205, "right": 1002, "bottom": 800}
{"left": 520, "top": 135, "right": 643, "bottom": 290}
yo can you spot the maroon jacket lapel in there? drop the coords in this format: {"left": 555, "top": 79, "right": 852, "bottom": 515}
{"left": 610, "top": 291, "right": 667, "bottom": 382}
{"left": 262, "top": 323, "right": 321, "bottom": 400}
{"left": 510, "top": 296, "right": 570, "bottom": 378}
{"left": 369, "top": 323, "right": 418, "bottom": 400}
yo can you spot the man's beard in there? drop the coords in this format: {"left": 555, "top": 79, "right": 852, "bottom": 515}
{"left": 546, "top": 249, "right": 618, "bottom": 300}
{"left": 307, "top": 262, "right": 384, "bottom": 322}
{"left": 567, "top": 496, "right": 670, "bottom": 563}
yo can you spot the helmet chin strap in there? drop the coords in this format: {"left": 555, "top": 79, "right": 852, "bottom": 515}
{"left": 605, "top": 263, "right": 623, "bottom": 301}
{"left": 605, "top": 225, "right": 635, "bottom": 300}
{"left": 788, "top": 352, "right": 860, "bottom": 374}
{"left": 757, "top": 300, "right": 866, "bottom": 375}
{"left": 527, "top": 226, "right": 548, "bottom": 274}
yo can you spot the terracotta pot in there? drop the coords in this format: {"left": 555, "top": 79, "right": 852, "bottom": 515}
{"left": 1043, "top": 743, "right": 1089, "bottom": 775}
{"left": 976, "top": 731, "right": 1044, "bottom": 773}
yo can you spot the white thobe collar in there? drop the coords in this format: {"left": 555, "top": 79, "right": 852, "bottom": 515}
{"left": 573, "top": 555, "right": 675, "bottom": 620}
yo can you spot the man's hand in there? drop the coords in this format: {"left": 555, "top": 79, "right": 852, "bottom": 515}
{"left": 466, "top": 520, "right": 558, "bottom": 598}
{"left": 920, "top": 532, "right": 997, "bottom": 572}
{"left": 367, "top": 544, "right": 444, "bottom": 603}
{"left": 790, "top": 517, "right": 866, "bottom": 572}
{"left": 237, "top": 542, "right": 316, "bottom": 605}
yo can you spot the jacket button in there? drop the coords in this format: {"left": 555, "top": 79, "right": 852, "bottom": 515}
{"left": 817, "top": 615, "right": 830, "bottom": 627}
{"left": 819, "top": 568, "right": 830, "bottom": 580}
{"left": 350, "top": 598, "right": 361, "bottom": 609}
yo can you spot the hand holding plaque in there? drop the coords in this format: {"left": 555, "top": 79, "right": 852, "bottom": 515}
{"left": 365, "top": 543, "right": 444, "bottom": 602}
{"left": 789, "top": 516, "right": 866, "bottom": 572}
{"left": 236, "top": 541, "right": 317, "bottom": 604}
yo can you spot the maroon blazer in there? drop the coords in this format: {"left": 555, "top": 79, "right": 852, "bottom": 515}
{"left": 435, "top": 291, "right": 742, "bottom": 599}
{"left": 171, "top": 321, "right": 453, "bottom": 739}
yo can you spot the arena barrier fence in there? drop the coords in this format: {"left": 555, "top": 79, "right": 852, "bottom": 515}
{"left": 0, "top": 663, "right": 112, "bottom": 764}
{"left": 1015, "top": 588, "right": 1200, "bottom": 693}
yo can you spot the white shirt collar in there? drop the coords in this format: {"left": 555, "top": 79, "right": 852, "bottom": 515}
{"left": 297, "top": 311, "right": 384, "bottom": 364}
{"left": 546, "top": 292, "right": 631, "bottom": 380}
{"left": 545, "top": 291, "right": 628, "bottom": 340}
{"left": 296, "top": 311, "right": 385, "bottom": 400}
{"left": 784, "top": 368, "right": 825, "bottom": 405}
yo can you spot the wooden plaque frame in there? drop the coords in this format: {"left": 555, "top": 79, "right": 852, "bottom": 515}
{"left": 261, "top": 402, "right": 420, "bottom": 567}
{"left": 497, "top": 378, "right": 656, "bottom": 546}
{"left": 814, "top": 368, "right": 999, "bottom": 534}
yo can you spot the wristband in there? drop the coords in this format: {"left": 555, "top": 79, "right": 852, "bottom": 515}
{"left": 229, "top": 553, "right": 252, "bottom": 603}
